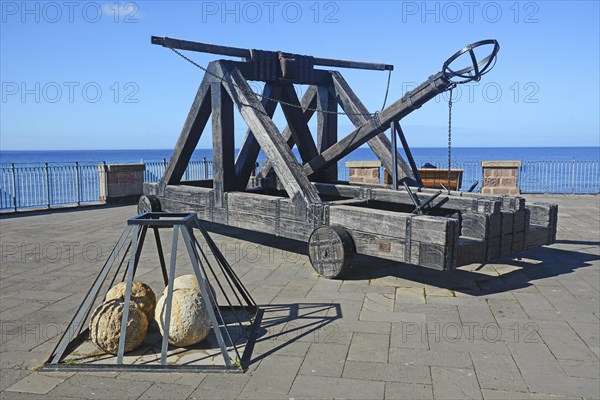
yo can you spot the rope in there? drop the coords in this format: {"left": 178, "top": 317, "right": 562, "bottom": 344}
{"left": 168, "top": 47, "right": 390, "bottom": 119}
{"left": 380, "top": 68, "right": 393, "bottom": 111}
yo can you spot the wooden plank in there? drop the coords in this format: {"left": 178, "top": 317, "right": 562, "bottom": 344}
{"left": 157, "top": 197, "right": 213, "bottom": 222}
{"left": 215, "top": 60, "right": 321, "bottom": 213}
{"left": 457, "top": 237, "right": 487, "bottom": 266}
{"left": 258, "top": 85, "right": 318, "bottom": 181}
{"left": 528, "top": 202, "right": 558, "bottom": 244}
{"left": 513, "top": 209, "right": 530, "bottom": 233}
{"left": 313, "top": 182, "right": 361, "bottom": 199}
{"left": 163, "top": 185, "right": 213, "bottom": 206}
{"left": 159, "top": 74, "right": 212, "bottom": 195}
{"left": 329, "top": 205, "right": 456, "bottom": 244}
{"left": 526, "top": 225, "right": 551, "bottom": 249}
{"left": 211, "top": 82, "right": 235, "bottom": 207}
{"left": 234, "top": 83, "right": 282, "bottom": 190}
{"left": 370, "top": 187, "right": 501, "bottom": 213}
{"left": 413, "top": 187, "right": 525, "bottom": 212}
{"left": 329, "top": 71, "right": 415, "bottom": 182}
{"left": 279, "top": 84, "right": 319, "bottom": 164}
{"left": 349, "top": 230, "right": 419, "bottom": 265}
{"left": 461, "top": 213, "right": 490, "bottom": 239}
{"left": 317, "top": 85, "right": 338, "bottom": 181}
{"left": 312, "top": 182, "right": 502, "bottom": 213}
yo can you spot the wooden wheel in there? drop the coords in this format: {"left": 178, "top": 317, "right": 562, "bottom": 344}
{"left": 308, "top": 225, "right": 354, "bottom": 279}
{"left": 137, "top": 195, "right": 161, "bottom": 214}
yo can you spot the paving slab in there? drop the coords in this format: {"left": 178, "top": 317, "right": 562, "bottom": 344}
{"left": 0, "top": 196, "right": 598, "bottom": 399}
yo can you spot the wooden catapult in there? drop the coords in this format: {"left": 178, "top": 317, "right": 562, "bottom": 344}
{"left": 142, "top": 37, "right": 558, "bottom": 278}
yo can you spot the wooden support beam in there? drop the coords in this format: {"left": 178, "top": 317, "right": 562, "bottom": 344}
{"left": 159, "top": 74, "right": 212, "bottom": 195}
{"left": 216, "top": 61, "right": 321, "bottom": 212}
{"left": 279, "top": 84, "right": 319, "bottom": 163}
{"left": 302, "top": 72, "right": 450, "bottom": 178}
{"left": 211, "top": 81, "right": 235, "bottom": 207}
{"left": 257, "top": 85, "right": 318, "bottom": 180}
{"left": 234, "top": 83, "right": 282, "bottom": 190}
{"left": 317, "top": 85, "right": 338, "bottom": 181}
{"left": 329, "top": 71, "right": 415, "bottom": 183}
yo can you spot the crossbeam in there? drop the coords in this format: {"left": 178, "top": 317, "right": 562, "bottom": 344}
{"left": 215, "top": 61, "right": 321, "bottom": 212}
{"left": 151, "top": 36, "right": 393, "bottom": 72}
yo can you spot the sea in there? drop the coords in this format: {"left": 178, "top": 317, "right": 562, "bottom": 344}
{"left": 1, "top": 147, "right": 599, "bottom": 165}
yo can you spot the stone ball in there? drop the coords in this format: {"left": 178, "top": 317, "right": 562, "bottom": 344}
{"left": 89, "top": 299, "right": 148, "bottom": 354}
{"left": 106, "top": 281, "right": 156, "bottom": 320}
{"left": 162, "top": 274, "right": 217, "bottom": 308}
{"left": 155, "top": 288, "right": 211, "bottom": 347}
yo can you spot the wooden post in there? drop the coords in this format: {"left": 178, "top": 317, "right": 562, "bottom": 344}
{"left": 317, "top": 85, "right": 338, "bottom": 181}
{"left": 258, "top": 85, "right": 318, "bottom": 180}
{"left": 159, "top": 75, "right": 212, "bottom": 195}
{"left": 279, "top": 84, "right": 319, "bottom": 163}
{"left": 234, "top": 83, "right": 282, "bottom": 190}
{"left": 211, "top": 81, "right": 235, "bottom": 207}
{"left": 215, "top": 60, "right": 321, "bottom": 213}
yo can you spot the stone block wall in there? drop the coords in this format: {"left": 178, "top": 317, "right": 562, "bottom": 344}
{"left": 346, "top": 161, "right": 381, "bottom": 184}
{"left": 98, "top": 164, "right": 145, "bottom": 204}
{"left": 481, "top": 161, "right": 521, "bottom": 195}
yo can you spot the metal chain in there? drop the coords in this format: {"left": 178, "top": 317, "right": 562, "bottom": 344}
{"left": 447, "top": 85, "right": 456, "bottom": 191}
{"left": 168, "top": 47, "right": 387, "bottom": 118}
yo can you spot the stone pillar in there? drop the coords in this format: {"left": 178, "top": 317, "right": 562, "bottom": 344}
{"left": 481, "top": 161, "right": 521, "bottom": 195}
{"left": 345, "top": 161, "right": 381, "bottom": 184}
{"left": 98, "top": 164, "right": 145, "bottom": 204}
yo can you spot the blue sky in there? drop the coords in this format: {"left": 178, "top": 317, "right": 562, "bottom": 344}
{"left": 1, "top": 0, "right": 599, "bottom": 150}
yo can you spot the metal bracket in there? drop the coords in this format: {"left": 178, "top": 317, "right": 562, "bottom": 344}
{"left": 275, "top": 199, "right": 281, "bottom": 236}
{"left": 359, "top": 187, "right": 372, "bottom": 200}
{"left": 250, "top": 49, "right": 279, "bottom": 81}
{"left": 404, "top": 215, "right": 413, "bottom": 263}
{"left": 310, "top": 203, "right": 331, "bottom": 229}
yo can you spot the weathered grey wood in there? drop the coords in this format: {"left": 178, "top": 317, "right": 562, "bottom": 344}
{"left": 144, "top": 182, "right": 159, "bottom": 196}
{"left": 279, "top": 84, "right": 319, "bottom": 163}
{"left": 457, "top": 237, "right": 487, "bottom": 266}
{"left": 211, "top": 81, "right": 235, "bottom": 207}
{"left": 526, "top": 225, "right": 551, "bottom": 249}
{"left": 329, "top": 205, "right": 457, "bottom": 245}
{"left": 317, "top": 85, "right": 338, "bottom": 181}
{"left": 152, "top": 36, "right": 393, "bottom": 72}
{"left": 462, "top": 213, "right": 490, "bottom": 239}
{"left": 308, "top": 225, "right": 354, "bottom": 278}
{"left": 313, "top": 182, "right": 361, "bottom": 199}
{"left": 528, "top": 203, "right": 558, "bottom": 244}
{"left": 157, "top": 197, "right": 213, "bottom": 222}
{"left": 513, "top": 209, "right": 530, "bottom": 232}
{"left": 370, "top": 187, "right": 501, "bottom": 214}
{"left": 349, "top": 231, "right": 419, "bottom": 265}
{"left": 215, "top": 61, "right": 321, "bottom": 212}
{"left": 234, "top": 83, "right": 282, "bottom": 190}
{"left": 164, "top": 185, "right": 213, "bottom": 206}
{"left": 159, "top": 74, "right": 212, "bottom": 195}
{"left": 313, "top": 182, "right": 502, "bottom": 213}
{"left": 330, "top": 71, "right": 415, "bottom": 182}
{"left": 501, "top": 196, "right": 526, "bottom": 211}
{"left": 258, "top": 85, "right": 318, "bottom": 181}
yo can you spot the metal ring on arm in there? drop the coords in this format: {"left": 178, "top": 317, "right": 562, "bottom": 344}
{"left": 442, "top": 39, "right": 500, "bottom": 84}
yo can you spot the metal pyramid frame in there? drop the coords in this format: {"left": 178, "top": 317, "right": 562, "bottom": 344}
{"left": 44, "top": 212, "right": 261, "bottom": 372}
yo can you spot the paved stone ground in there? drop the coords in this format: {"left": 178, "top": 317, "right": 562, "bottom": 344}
{"left": 0, "top": 194, "right": 598, "bottom": 399}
